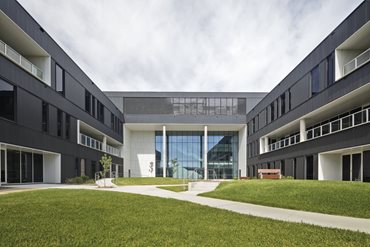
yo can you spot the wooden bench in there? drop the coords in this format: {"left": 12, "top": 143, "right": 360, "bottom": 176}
{"left": 257, "top": 169, "right": 281, "bottom": 179}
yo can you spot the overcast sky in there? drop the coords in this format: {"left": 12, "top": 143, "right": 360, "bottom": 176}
{"left": 18, "top": 0, "right": 362, "bottom": 92}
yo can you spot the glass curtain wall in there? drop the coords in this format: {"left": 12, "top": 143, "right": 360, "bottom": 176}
{"left": 155, "top": 131, "right": 238, "bottom": 179}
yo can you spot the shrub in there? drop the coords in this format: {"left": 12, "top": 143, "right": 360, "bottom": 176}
{"left": 65, "top": 176, "right": 94, "bottom": 184}
{"left": 282, "top": 176, "right": 294, "bottom": 180}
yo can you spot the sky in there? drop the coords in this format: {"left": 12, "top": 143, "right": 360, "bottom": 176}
{"left": 18, "top": 0, "right": 363, "bottom": 92}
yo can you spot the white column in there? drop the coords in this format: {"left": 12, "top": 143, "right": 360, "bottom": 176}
{"left": 77, "top": 120, "right": 80, "bottom": 144}
{"left": 259, "top": 137, "right": 265, "bottom": 154}
{"left": 162, "top": 126, "right": 167, "bottom": 177}
{"left": 204, "top": 125, "right": 208, "bottom": 180}
{"left": 102, "top": 136, "right": 107, "bottom": 152}
{"left": 264, "top": 137, "right": 269, "bottom": 152}
{"left": 300, "top": 119, "right": 306, "bottom": 142}
{"left": 238, "top": 125, "right": 247, "bottom": 177}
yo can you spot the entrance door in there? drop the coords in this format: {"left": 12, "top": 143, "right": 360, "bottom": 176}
{"left": 342, "top": 155, "right": 351, "bottom": 181}
{"left": 352, "top": 153, "right": 361, "bottom": 181}
{"left": 306, "top": 155, "right": 314, "bottom": 180}
{"left": 21, "top": 152, "right": 33, "bottom": 183}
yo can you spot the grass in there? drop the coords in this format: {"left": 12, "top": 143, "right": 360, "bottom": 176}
{"left": 201, "top": 179, "right": 370, "bottom": 218}
{"left": 113, "top": 177, "right": 188, "bottom": 186}
{"left": 0, "top": 189, "right": 369, "bottom": 246}
{"left": 158, "top": 185, "right": 188, "bottom": 192}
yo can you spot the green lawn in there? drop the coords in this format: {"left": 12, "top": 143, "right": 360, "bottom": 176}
{"left": 0, "top": 189, "right": 369, "bottom": 246}
{"left": 201, "top": 180, "right": 370, "bottom": 218}
{"left": 113, "top": 177, "right": 188, "bottom": 186}
{"left": 158, "top": 185, "right": 188, "bottom": 192}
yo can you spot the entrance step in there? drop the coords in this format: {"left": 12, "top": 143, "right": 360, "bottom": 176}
{"left": 188, "top": 181, "right": 220, "bottom": 193}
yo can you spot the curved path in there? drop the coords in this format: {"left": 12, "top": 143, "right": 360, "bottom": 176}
{"left": 3, "top": 183, "right": 370, "bottom": 234}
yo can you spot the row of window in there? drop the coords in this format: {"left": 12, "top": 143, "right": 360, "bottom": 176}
{"left": 42, "top": 101, "right": 70, "bottom": 140}
{"left": 0, "top": 78, "right": 15, "bottom": 122}
{"left": 247, "top": 140, "right": 259, "bottom": 158}
{"left": 171, "top": 97, "right": 246, "bottom": 116}
{"left": 248, "top": 52, "right": 336, "bottom": 136}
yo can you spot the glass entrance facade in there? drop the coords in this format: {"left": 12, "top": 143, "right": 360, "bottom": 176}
{"left": 0, "top": 149, "right": 43, "bottom": 184}
{"left": 155, "top": 131, "right": 238, "bottom": 179}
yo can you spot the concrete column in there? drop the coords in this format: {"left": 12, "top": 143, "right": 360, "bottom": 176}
{"left": 102, "top": 136, "right": 107, "bottom": 152}
{"left": 300, "top": 119, "right": 306, "bottom": 142}
{"left": 238, "top": 125, "right": 247, "bottom": 177}
{"left": 77, "top": 120, "right": 80, "bottom": 144}
{"left": 259, "top": 137, "right": 265, "bottom": 154}
{"left": 204, "top": 125, "right": 208, "bottom": 180}
{"left": 162, "top": 125, "right": 167, "bottom": 177}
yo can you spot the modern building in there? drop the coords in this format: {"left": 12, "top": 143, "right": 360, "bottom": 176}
{"left": 246, "top": 0, "right": 370, "bottom": 182}
{"left": 1, "top": 0, "right": 369, "bottom": 184}
{"left": 105, "top": 92, "right": 265, "bottom": 179}
{"left": 0, "top": 0, "right": 124, "bottom": 185}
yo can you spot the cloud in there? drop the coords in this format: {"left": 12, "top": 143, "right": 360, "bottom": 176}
{"left": 18, "top": 0, "right": 363, "bottom": 92}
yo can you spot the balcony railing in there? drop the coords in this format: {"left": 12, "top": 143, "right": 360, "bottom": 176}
{"left": 343, "top": 48, "right": 370, "bottom": 76}
{"left": 106, "top": 144, "right": 121, "bottom": 157}
{"left": 79, "top": 133, "right": 121, "bottom": 157}
{"left": 80, "top": 134, "right": 103, "bottom": 151}
{"left": 0, "top": 39, "right": 44, "bottom": 81}
{"left": 268, "top": 133, "right": 300, "bottom": 152}
{"left": 306, "top": 108, "right": 369, "bottom": 141}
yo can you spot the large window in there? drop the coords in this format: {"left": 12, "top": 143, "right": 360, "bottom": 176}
{"left": 311, "top": 66, "right": 320, "bottom": 96}
{"left": 0, "top": 79, "right": 15, "bottom": 121}
{"left": 97, "top": 101, "right": 104, "bottom": 123}
{"left": 327, "top": 53, "right": 335, "bottom": 86}
{"left": 65, "top": 114, "right": 70, "bottom": 140}
{"left": 280, "top": 93, "right": 286, "bottom": 115}
{"left": 57, "top": 109, "right": 63, "bottom": 137}
{"left": 56, "top": 64, "right": 65, "bottom": 95}
{"left": 85, "top": 90, "right": 91, "bottom": 112}
{"left": 42, "top": 101, "right": 48, "bottom": 132}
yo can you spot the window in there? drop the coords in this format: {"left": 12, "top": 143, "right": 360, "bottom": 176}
{"left": 288, "top": 89, "right": 291, "bottom": 110}
{"left": 91, "top": 96, "right": 96, "bottom": 117}
{"left": 85, "top": 90, "right": 91, "bottom": 112}
{"left": 311, "top": 66, "right": 320, "bottom": 96}
{"left": 280, "top": 93, "right": 286, "bottom": 115}
{"left": 327, "top": 53, "right": 335, "bottom": 86}
{"left": 42, "top": 102, "right": 48, "bottom": 132}
{"left": 65, "top": 114, "right": 70, "bottom": 139}
{"left": 57, "top": 109, "right": 63, "bottom": 137}
{"left": 97, "top": 101, "right": 104, "bottom": 122}
{"left": 0, "top": 79, "right": 15, "bottom": 121}
{"left": 270, "top": 103, "right": 275, "bottom": 121}
{"left": 111, "top": 113, "right": 114, "bottom": 129}
{"left": 56, "top": 64, "right": 65, "bottom": 95}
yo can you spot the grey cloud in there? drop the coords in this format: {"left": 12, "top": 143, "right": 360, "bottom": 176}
{"left": 18, "top": 0, "right": 363, "bottom": 92}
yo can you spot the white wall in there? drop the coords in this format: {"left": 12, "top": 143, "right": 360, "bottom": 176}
{"left": 335, "top": 49, "right": 362, "bottom": 80}
{"left": 123, "top": 126, "right": 131, "bottom": 177}
{"left": 238, "top": 125, "right": 247, "bottom": 177}
{"left": 318, "top": 153, "right": 342, "bottom": 181}
{"left": 43, "top": 153, "right": 61, "bottom": 183}
{"left": 128, "top": 131, "right": 156, "bottom": 177}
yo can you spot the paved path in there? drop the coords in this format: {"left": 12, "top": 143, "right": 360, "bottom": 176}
{"left": 3, "top": 183, "right": 370, "bottom": 234}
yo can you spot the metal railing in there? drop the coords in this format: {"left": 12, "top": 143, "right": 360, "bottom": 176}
{"left": 343, "top": 48, "right": 370, "bottom": 76}
{"left": 307, "top": 108, "right": 369, "bottom": 141}
{"left": 268, "top": 133, "right": 300, "bottom": 152}
{"left": 106, "top": 144, "right": 121, "bottom": 157}
{"left": 79, "top": 133, "right": 121, "bottom": 157}
{"left": 0, "top": 39, "right": 44, "bottom": 81}
{"left": 80, "top": 134, "right": 103, "bottom": 151}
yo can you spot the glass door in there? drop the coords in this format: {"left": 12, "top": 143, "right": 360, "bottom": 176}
{"left": 342, "top": 155, "right": 351, "bottom": 181}
{"left": 352, "top": 153, "right": 361, "bottom": 181}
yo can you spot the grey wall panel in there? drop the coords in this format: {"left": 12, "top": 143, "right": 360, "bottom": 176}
{"left": 313, "top": 154, "right": 319, "bottom": 180}
{"left": 123, "top": 114, "right": 247, "bottom": 124}
{"left": 65, "top": 72, "right": 85, "bottom": 110}
{"left": 290, "top": 74, "right": 310, "bottom": 109}
{"left": 296, "top": 157, "right": 305, "bottom": 179}
{"left": 285, "top": 159, "right": 294, "bottom": 177}
{"left": 17, "top": 88, "right": 42, "bottom": 132}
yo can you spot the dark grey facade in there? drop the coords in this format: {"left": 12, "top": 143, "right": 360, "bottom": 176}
{"left": 0, "top": 0, "right": 123, "bottom": 183}
{"left": 246, "top": 0, "right": 370, "bottom": 182}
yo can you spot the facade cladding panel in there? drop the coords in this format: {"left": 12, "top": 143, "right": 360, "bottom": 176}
{"left": 0, "top": 0, "right": 124, "bottom": 183}
{"left": 246, "top": 0, "right": 370, "bottom": 182}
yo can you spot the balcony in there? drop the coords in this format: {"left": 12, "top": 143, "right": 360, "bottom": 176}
{"left": 79, "top": 133, "right": 121, "bottom": 157}
{"left": 0, "top": 39, "right": 44, "bottom": 81}
{"left": 306, "top": 108, "right": 369, "bottom": 141}
{"left": 343, "top": 48, "right": 370, "bottom": 76}
{"left": 268, "top": 133, "right": 300, "bottom": 152}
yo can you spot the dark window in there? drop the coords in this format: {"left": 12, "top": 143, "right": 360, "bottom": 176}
{"left": 97, "top": 101, "right": 104, "bottom": 122}
{"left": 270, "top": 103, "right": 275, "bottom": 121}
{"left": 57, "top": 109, "right": 63, "bottom": 137}
{"left": 91, "top": 96, "right": 96, "bottom": 117}
{"left": 111, "top": 113, "right": 114, "bottom": 129}
{"left": 56, "top": 64, "right": 65, "bottom": 95}
{"left": 280, "top": 94, "right": 285, "bottom": 115}
{"left": 85, "top": 90, "right": 91, "bottom": 112}
{"left": 0, "top": 79, "right": 15, "bottom": 121}
{"left": 327, "top": 53, "right": 335, "bottom": 86}
{"left": 288, "top": 89, "right": 291, "bottom": 110}
{"left": 42, "top": 102, "right": 49, "bottom": 132}
{"left": 65, "top": 114, "right": 70, "bottom": 139}
{"left": 311, "top": 66, "right": 320, "bottom": 96}
{"left": 33, "top": 154, "right": 43, "bottom": 182}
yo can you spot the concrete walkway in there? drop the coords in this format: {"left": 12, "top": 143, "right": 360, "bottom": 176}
{"left": 3, "top": 183, "right": 370, "bottom": 234}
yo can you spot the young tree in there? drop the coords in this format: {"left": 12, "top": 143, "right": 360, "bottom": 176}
{"left": 99, "top": 154, "right": 112, "bottom": 187}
